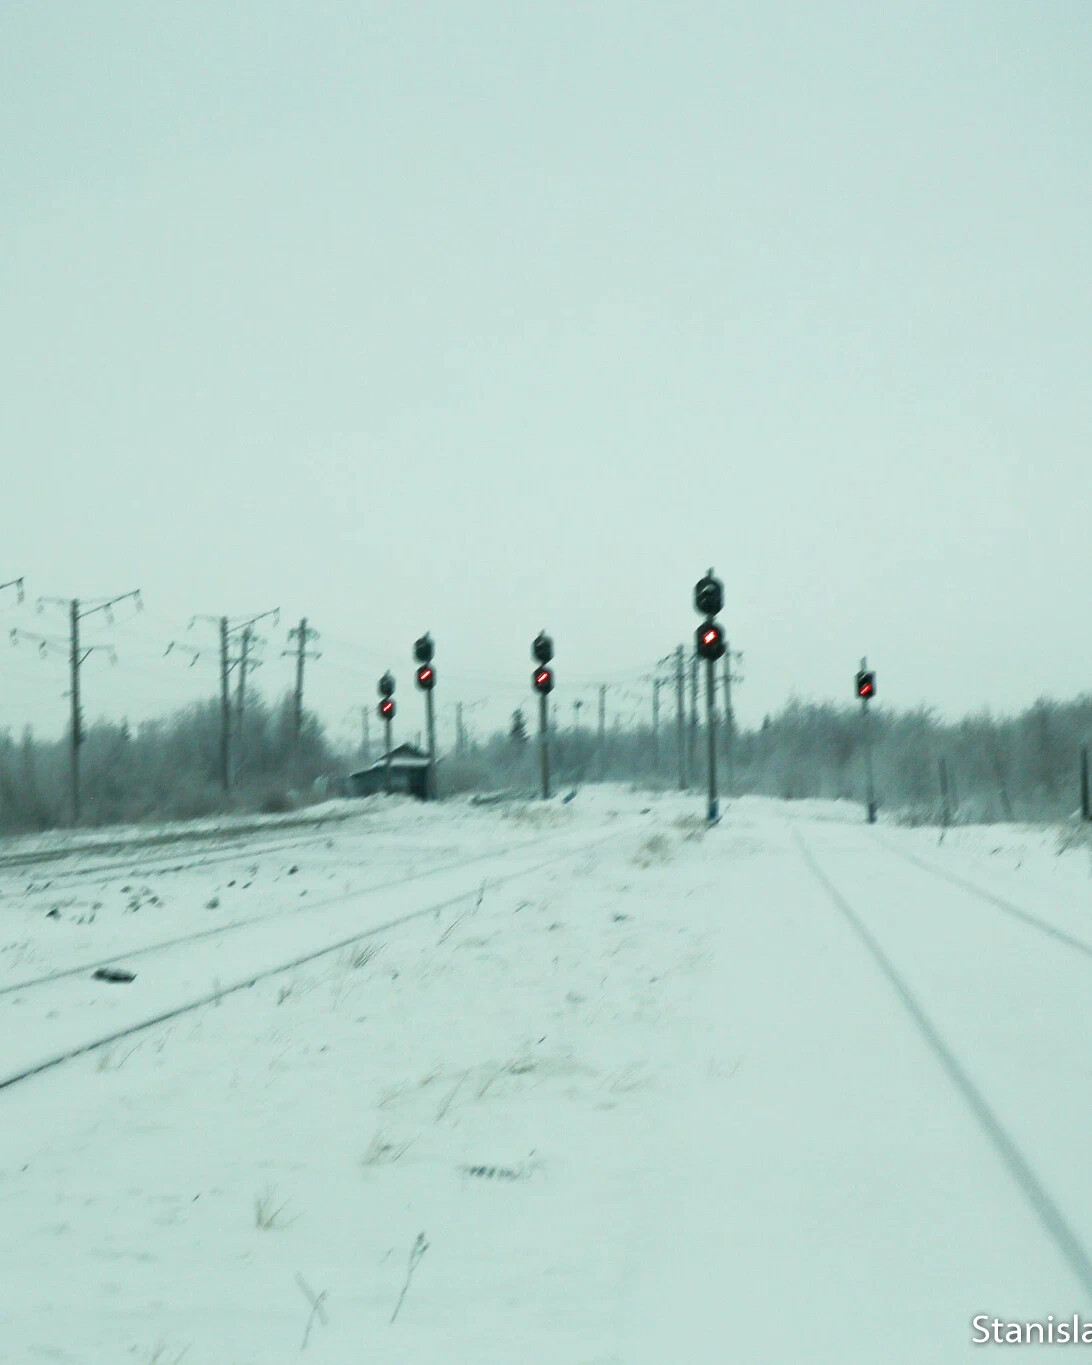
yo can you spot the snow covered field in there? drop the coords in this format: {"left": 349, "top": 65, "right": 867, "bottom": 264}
{"left": 1, "top": 789, "right": 1091, "bottom": 1363}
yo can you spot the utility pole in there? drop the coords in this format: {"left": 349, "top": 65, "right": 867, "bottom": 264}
{"left": 455, "top": 702, "right": 464, "bottom": 757}
{"left": 283, "top": 617, "right": 322, "bottom": 776}
{"left": 361, "top": 706, "right": 371, "bottom": 764}
{"left": 184, "top": 609, "right": 278, "bottom": 794}
{"left": 598, "top": 685, "right": 607, "bottom": 781}
{"left": 69, "top": 599, "right": 81, "bottom": 824}
{"left": 675, "top": 645, "right": 687, "bottom": 791}
{"left": 219, "top": 618, "right": 231, "bottom": 792}
{"left": 236, "top": 625, "right": 253, "bottom": 764}
{"left": 18, "top": 590, "right": 141, "bottom": 824}
{"left": 229, "top": 610, "right": 279, "bottom": 783}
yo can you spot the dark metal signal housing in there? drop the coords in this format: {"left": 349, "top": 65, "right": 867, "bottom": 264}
{"left": 532, "top": 631, "right": 554, "bottom": 665}
{"left": 694, "top": 570, "right": 724, "bottom": 618}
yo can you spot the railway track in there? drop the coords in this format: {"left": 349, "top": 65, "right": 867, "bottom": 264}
{"left": 0, "top": 824, "right": 621, "bottom": 1096}
{"left": 0, "top": 805, "right": 372, "bottom": 878}
{"left": 869, "top": 830, "right": 1092, "bottom": 963}
{"left": 790, "top": 820, "right": 1092, "bottom": 1302}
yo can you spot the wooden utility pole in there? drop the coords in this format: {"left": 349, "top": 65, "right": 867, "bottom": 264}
{"left": 455, "top": 702, "right": 464, "bottom": 757}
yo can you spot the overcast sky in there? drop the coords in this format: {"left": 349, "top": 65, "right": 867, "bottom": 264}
{"left": 2, "top": 2, "right": 1089, "bottom": 750}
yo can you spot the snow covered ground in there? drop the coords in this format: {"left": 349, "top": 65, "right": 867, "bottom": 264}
{"left": 1, "top": 789, "right": 1091, "bottom": 1362}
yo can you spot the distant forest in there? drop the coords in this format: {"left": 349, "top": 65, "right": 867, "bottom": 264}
{"left": 1, "top": 688, "right": 1090, "bottom": 832}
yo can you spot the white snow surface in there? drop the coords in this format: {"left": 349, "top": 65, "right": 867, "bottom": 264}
{"left": 1, "top": 789, "right": 1091, "bottom": 1362}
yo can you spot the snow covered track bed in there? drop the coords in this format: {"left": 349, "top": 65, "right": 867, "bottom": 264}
{"left": 2, "top": 793, "right": 1092, "bottom": 1362}
{"left": 0, "top": 814, "right": 615, "bottom": 1092}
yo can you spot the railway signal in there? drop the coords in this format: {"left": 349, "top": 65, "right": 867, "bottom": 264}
{"left": 857, "top": 657, "right": 877, "bottom": 824}
{"left": 413, "top": 634, "right": 437, "bottom": 800}
{"left": 377, "top": 675, "right": 396, "bottom": 794}
{"left": 696, "top": 620, "right": 726, "bottom": 660}
{"left": 531, "top": 635, "right": 554, "bottom": 799}
{"left": 694, "top": 572, "right": 724, "bottom": 619}
{"left": 693, "top": 568, "right": 725, "bottom": 823}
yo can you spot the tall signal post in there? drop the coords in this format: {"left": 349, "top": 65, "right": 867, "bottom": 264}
{"left": 856, "top": 658, "right": 877, "bottom": 824}
{"left": 694, "top": 570, "right": 726, "bottom": 824}
{"left": 414, "top": 633, "right": 437, "bottom": 800}
{"left": 532, "top": 631, "right": 554, "bottom": 800}
{"left": 378, "top": 672, "right": 396, "bottom": 794}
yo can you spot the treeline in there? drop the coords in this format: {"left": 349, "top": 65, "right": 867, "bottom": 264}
{"left": 3, "top": 690, "right": 1090, "bottom": 834}
{"left": 0, "top": 692, "right": 344, "bottom": 832}
{"left": 441, "top": 695, "right": 1092, "bottom": 825}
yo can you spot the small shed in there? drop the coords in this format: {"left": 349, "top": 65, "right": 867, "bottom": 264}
{"left": 348, "top": 743, "right": 435, "bottom": 800}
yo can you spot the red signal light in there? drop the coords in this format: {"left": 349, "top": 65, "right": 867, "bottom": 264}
{"left": 379, "top": 699, "right": 394, "bottom": 717}
{"left": 533, "top": 667, "right": 554, "bottom": 694}
{"left": 855, "top": 670, "right": 876, "bottom": 700}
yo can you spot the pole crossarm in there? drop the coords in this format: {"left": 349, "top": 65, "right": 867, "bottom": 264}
{"left": 39, "top": 591, "right": 142, "bottom": 622}
{"left": 228, "top": 608, "right": 280, "bottom": 635}
{"left": 0, "top": 578, "right": 25, "bottom": 604}
{"left": 164, "top": 641, "right": 202, "bottom": 666}
{"left": 77, "top": 590, "right": 143, "bottom": 622}
{"left": 10, "top": 628, "right": 67, "bottom": 657}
